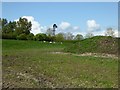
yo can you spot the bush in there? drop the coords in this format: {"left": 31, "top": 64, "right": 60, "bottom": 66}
{"left": 27, "top": 33, "right": 34, "bottom": 40}
{"left": 16, "top": 33, "right": 27, "bottom": 40}
{"left": 55, "top": 33, "right": 64, "bottom": 42}
{"left": 2, "top": 33, "right": 16, "bottom": 39}
{"left": 35, "top": 33, "right": 48, "bottom": 41}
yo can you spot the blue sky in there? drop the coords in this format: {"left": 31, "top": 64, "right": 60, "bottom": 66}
{"left": 2, "top": 2, "right": 118, "bottom": 36}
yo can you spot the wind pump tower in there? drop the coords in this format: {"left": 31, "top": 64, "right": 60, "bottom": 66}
{"left": 53, "top": 24, "right": 57, "bottom": 36}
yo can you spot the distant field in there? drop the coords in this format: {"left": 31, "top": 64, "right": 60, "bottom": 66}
{"left": 2, "top": 39, "right": 118, "bottom": 88}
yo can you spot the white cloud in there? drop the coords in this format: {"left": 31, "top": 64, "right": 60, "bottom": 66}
{"left": 93, "top": 30, "right": 105, "bottom": 36}
{"left": 73, "top": 31, "right": 86, "bottom": 37}
{"left": 15, "top": 16, "right": 42, "bottom": 35}
{"left": 59, "top": 22, "right": 71, "bottom": 30}
{"left": 90, "top": 29, "right": 120, "bottom": 37}
{"left": 87, "top": 20, "right": 100, "bottom": 32}
{"left": 73, "top": 26, "right": 80, "bottom": 30}
{"left": 114, "top": 29, "right": 120, "bottom": 37}
{"left": 58, "top": 21, "right": 80, "bottom": 34}
{"left": 40, "top": 26, "right": 47, "bottom": 33}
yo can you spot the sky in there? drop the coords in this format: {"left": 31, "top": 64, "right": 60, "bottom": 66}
{"left": 2, "top": 2, "right": 119, "bottom": 36}
{"left": 1, "top": 0, "right": 119, "bottom": 2}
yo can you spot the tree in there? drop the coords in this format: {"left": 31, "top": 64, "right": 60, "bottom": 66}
{"left": 0, "top": 18, "right": 2, "bottom": 38}
{"left": 55, "top": 33, "right": 64, "bottom": 42}
{"left": 15, "top": 17, "right": 32, "bottom": 35}
{"left": 85, "top": 32, "right": 94, "bottom": 38}
{"left": 2, "top": 18, "right": 8, "bottom": 27}
{"left": 0, "top": 18, "right": 2, "bottom": 30}
{"left": 74, "top": 34, "right": 84, "bottom": 40}
{"left": 2, "top": 33, "right": 16, "bottom": 39}
{"left": 1, "top": 18, "right": 8, "bottom": 33}
{"left": 1, "top": 17, "right": 32, "bottom": 40}
{"left": 16, "top": 33, "right": 27, "bottom": 40}
{"left": 64, "top": 32, "right": 74, "bottom": 40}
{"left": 1, "top": 18, "right": 17, "bottom": 39}
{"left": 105, "top": 28, "right": 115, "bottom": 37}
{"left": 27, "top": 33, "right": 34, "bottom": 40}
{"left": 46, "top": 28, "right": 53, "bottom": 36}
{"left": 35, "top": 33, "right": 47, "bottom": 41}
{"left": 4, "top": 21, "right": 16, "bottom": 34}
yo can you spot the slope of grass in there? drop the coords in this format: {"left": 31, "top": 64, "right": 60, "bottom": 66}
{"left": 2, "top": 39, "right": 118, "bottom": 88}
{"left": 64, "top": 36, "right": 119, "bottom": 55}
{"left": 2, "top": 39, "right": 66, "bottom": 50}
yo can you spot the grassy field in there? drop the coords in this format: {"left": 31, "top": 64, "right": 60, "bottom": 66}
{"left": 64, "top": 36, "right": 119, "bottom": 55}
{"left": 2, "top": 39, "right": 118, "bottom": 88}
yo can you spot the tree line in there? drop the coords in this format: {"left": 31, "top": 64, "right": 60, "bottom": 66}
{"left": 1, "top": 18, "right": 32, "bottom": 40}
{"left": 0, "top": 17, "right": 85, "bottom": 42}
{"left": 0, "top": 17, "right": 116, "bottom": 42}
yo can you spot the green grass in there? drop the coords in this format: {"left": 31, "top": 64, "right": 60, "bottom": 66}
{"left": 64, "top": 36, "right": 119, "bottom": 55}
{"left": 2, "top": 39, "right": 118, "bottom": 88}
{"left": 2, "top": 39, "right": 66, "bottom": 50}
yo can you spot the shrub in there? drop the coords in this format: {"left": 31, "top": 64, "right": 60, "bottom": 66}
{"left": 16, "top": 33, "right": 27, "bottom": 40}
{"left": 2, "top": 33, "right": 16, "bottom": 39}
{"left": 35, "top": 33, "right": 48, "bottom": 41}
{"left": 27, "top": 33, "right": 34, "bottom": 40}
